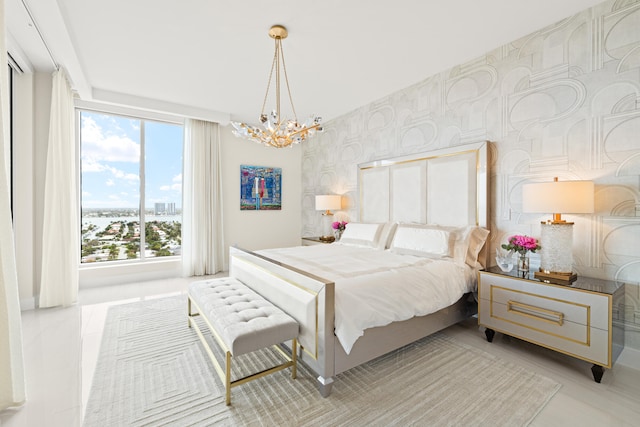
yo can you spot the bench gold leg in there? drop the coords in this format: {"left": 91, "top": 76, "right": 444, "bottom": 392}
{"left": 187, "top": 298, "right": 192, "bottom": 328}
{"left": 292, "top": 339, "right": 297, "bottom": 379}
{"left": 225, "top": 351, "right": 232, "bottom": 406}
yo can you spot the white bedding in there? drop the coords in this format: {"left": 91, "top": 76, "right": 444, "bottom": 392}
{"left": 257, "top": 244, "right": 477, "bottom": 354}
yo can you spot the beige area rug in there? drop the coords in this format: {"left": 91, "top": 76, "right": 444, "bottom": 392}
{"left": 83, "top": 296, "right": 560, "bottom": 426}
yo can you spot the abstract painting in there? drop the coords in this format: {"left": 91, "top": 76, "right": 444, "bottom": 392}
{"left": 240, "top": 165, "right": 282, "bottom": 210}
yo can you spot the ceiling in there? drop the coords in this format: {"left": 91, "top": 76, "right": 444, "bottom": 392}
{"left": 7, "top": 0, "right": 605, "bottom": 125}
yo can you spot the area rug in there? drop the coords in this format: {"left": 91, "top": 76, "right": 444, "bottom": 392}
{"left": 83, "top": 296, "right": 560, "bottom": 426}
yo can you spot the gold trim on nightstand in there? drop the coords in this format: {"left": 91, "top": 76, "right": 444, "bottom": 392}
{"left": 507, "top": 300, "right": 564, "bottom": 326}
{"left": 489, "top": 284, "right": 591, "bottom": 347}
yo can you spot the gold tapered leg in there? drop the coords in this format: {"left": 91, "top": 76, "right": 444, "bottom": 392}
{"left": 291, "top": 339, "right": 297, "bottom": 379}
{"left": 225, "top": 351, "right": 232, "bottom": 405}
{"left": 187, "top": 298, "right": 192, "bottom": 328}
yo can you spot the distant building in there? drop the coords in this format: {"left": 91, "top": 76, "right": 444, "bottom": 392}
{"left": 154, "top": 203, "right": 166, "bottom": 215}
{"left": 154, "top": 202, "right": 176, "bottom": 215}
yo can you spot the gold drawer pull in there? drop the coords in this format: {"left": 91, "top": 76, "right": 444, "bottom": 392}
{"left": 507, "top": 300, "right": 564, "bottom": 326}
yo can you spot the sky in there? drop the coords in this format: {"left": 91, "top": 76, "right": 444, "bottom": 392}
{"left": 80, "top": 111, "right": 183, "bottom": 211}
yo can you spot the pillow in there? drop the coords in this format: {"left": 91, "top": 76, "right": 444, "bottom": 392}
{"left": 449, "top": 225, "right": 490, "bottom": 268}
{"left": 465, "top": 226, "right": 490, "bottom": 268}
{"left": 377, "top": 222, "right": 398, "bottom": 250}
{"left": 387, "top": 223, "right": 490, "bottom": 267}
{"left": 338, "top": 223, "right": 384, "bottom": 248}
{"left": 390, "top": 224, "right": 453, "bottom": 258}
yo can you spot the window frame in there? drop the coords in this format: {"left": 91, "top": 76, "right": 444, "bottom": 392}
{"left": 76, "top": 103, "right": 185, "bottom": 267}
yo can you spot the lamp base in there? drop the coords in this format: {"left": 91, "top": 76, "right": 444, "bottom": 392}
{"left": 534, "top": 270, "right": 577, "bottom": 286}
{"left": 319, "top": 235, "right": 335, "bottom": 242}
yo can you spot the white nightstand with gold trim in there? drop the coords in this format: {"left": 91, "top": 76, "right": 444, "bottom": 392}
{"left": 478, "top": 267, "right": 625, "bottom": 383}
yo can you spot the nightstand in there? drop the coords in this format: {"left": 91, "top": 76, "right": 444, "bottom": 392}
{"left": 478, "top": 266, "right": 625, "bottom": 383}
{"left": 301, "top": 236, "right": 334, "bottom": 246}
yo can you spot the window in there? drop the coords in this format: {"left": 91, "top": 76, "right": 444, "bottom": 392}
{"left": 80, "top": 110, "right": 183, "bottom": 264}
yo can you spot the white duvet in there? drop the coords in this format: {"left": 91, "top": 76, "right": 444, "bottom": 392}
{"left": 257, "top": 244, "right": 477, "bottom": 354}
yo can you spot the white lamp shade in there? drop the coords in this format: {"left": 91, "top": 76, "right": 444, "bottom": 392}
{"left": 315, "top": 195, "right": 342, "bottom": 211}
{"left": 522, "top": 180, "right": 594, "bottom": 214}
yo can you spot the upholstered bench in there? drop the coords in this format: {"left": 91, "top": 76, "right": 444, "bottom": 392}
{"left": 187, "top": 277, "right": 299, "bottom": 405}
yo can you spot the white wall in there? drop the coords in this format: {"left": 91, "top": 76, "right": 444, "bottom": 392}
{"left": 220, "top": 125, "right": 302, "bottom": 256}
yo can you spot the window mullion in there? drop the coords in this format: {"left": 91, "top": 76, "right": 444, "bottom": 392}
{"left": 139, "top": 121, "right": 146, "bottom": 260}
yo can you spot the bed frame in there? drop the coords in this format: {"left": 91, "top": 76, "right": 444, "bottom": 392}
{"left": 229, "top": 141, "right": 489, "bottom": 396}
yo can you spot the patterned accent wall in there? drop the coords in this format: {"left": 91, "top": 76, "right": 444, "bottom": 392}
{"left": 301, "top": 0, "right": 640, "bottom": 348}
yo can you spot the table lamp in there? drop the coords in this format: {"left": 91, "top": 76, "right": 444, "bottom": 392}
{"left": 315, "top": 195, "right": 342, "bottom": 242}
{"left": 522, "top": 177, "right": 594, "bottom": 284}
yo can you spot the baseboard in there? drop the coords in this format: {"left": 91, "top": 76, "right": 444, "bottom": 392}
{"left": 617, "top": 346, "right": 640, "bottom": 371}
{"left": 20, "top": 297, "right": 36, "bottom": 311}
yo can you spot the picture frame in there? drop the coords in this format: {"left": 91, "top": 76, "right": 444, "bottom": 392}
{"left": 240, "top": 165, "right": 282, "bottom": 210}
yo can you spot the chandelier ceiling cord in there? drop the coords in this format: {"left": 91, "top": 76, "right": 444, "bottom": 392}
{"left": 231, "top": 25, "right": 323, "bottom": 149}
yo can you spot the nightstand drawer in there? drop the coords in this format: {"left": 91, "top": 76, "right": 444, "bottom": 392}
{"left": 489, "top": 286, "right": 589, "bottom": 343}
{"left": 480, "top": 300, "right": 610, "bottom": 365}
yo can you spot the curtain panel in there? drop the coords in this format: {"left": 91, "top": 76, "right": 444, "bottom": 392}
{"left": 0, "top": 0, "right": 27, "bottom": 409}
{"left": 39, "top": 69, "right": 79, "bottom": 308}
{"left": 182, "top": 119, "right": 225, "bottom": 276}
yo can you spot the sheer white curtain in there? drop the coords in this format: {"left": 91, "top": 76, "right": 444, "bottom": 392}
{"left": 182, "top": 119, "right": 225, "bottom": 276}
{"left": 39, "top": 69, "right": 79, "bottom": 308}
{"left": 0, "top": 0, "right": 27, "bottom": 409}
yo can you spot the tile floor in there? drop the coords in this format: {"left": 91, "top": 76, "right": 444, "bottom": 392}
{"left": 1, "top": 276, "right": 639, "bottom": 427}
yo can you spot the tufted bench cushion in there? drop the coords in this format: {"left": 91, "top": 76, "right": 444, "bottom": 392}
{"left": 188, "top": 277, "right": 299, "bottom": 356}
{"left": 187, "top": 277, "right": 299, "bottom": 405}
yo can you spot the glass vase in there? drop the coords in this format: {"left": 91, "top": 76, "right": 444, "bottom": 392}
{"left": 518, "top": 252, "right": 530, "bottom": 274}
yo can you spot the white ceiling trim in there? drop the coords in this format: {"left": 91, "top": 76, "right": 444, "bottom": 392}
{"left": 91, "top": 89, "right": 230, "bottom": 125}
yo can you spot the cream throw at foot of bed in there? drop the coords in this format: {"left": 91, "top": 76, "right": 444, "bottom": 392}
{"left": 83, "top": 296, "right": 560, "bottom": 426}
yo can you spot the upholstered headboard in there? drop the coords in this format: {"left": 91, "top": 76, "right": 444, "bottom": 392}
{"left": 358, "top": 141, "right": 489, "bottom": 262}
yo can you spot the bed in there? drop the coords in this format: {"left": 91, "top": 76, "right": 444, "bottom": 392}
{"left": 228, "top": 141, "right": 489, "bottom": 396}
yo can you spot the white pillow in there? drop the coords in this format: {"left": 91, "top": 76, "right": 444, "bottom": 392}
{"left": 377, "top": 222, "right": 398, "bottom": 250}
{"left": 388, "top": 223, "right": 490, "bottom": 267}
{"left": 390, "top": 224, "right": 453, "bottom": 258}
{"left": 338, "top": 223, "right": 384, "bottom": 248}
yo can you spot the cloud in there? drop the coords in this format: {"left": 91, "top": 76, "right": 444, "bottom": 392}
{"left": 81, "top": 115, "right": 140, "bottom": 163}
{"left": 105, "top": 179, "right": 115, "bottom": 186}
{"left": 160, "top": 183, "right": 182, "bottom": 191}
{"left": 82, "top": 191, "right": 91, "bottom": 197}
{"left": 82, "top": 159, "right": 107, "bottom": 172}
{"left": 106, "top": 166, "right": 139, "bottom": 182}
{"left": 172, "top": 173, "right": 182, "bottom": 183}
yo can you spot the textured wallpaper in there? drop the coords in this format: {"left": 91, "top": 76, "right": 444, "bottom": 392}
{"left": 301, "top": 0, "right": 640, "bottom": 348}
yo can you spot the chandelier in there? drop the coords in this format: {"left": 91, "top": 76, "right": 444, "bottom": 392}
{"left": 231, "top": 25, "right": 323, "bottom": 148}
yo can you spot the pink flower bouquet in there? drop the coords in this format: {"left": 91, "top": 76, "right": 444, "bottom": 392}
{"left": 332, "top": 221, "right": 347, "bottom": 232}
{"left": 501, "top": 234, "right": 541, "bottom": 255}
